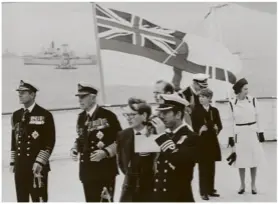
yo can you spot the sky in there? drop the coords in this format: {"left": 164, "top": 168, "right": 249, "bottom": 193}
{"left": 2, "top": 2, "right": 276, "bottom": 56}
{"left": 2, "top": 3, "right": 97, "bottom": 55}
{"left": 234, "top": 2, "right": 276, "bottom": 14}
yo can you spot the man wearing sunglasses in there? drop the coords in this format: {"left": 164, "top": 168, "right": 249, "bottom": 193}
{"left": 117, "top": 98, "right": 155, "bottom": 202}
{"left": 70, "top": 83, "right": 122, "bottom": 202}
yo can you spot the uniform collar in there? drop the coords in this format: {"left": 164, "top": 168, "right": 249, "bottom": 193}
{"left": 236, "top": 95, "right": 251, "bottom": 102}
{"left": 172, "top": 122, "right": 186, "bottom": 134}
{"left": 24, "top": 102, "right": 36, "bottom": 113}
{"left": 86, "top": 104, "right": 97, "bottom": 117}
{"left": 190, "top": 85, "right": 198, "bottom": 95}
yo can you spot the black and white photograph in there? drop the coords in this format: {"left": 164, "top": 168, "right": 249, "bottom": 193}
{"left": 2, "top": 1, "right": 277, "bottom": 202}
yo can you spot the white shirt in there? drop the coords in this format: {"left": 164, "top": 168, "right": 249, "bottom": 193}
{"left": 133, "top": 127, "right": 151, "bottom": 155}
{"left": 24, "top": 102, "right": 36, "bottom": 113}
{"left": 202, "top": 105, "right": 210, "bottom": 112}
{"left": 86, "top": 104, "right": 97, "bottom": 117}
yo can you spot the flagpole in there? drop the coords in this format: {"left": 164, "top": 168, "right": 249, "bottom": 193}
{"left": 92, "top": 2, "right": 106, "bottom": 105}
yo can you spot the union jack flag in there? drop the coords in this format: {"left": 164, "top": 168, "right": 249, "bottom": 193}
{"left": 94, "top": 4, "right": 237, "bottom": 85}
{"left": 95, "top": 4, "right": 188, "bottom": 66}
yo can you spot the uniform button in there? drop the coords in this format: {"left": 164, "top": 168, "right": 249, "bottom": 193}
{"left": 19, "top": 136, "right": 21, "bottom": 138}
{"left": 163, "top": 188, "right": 167, "bottom": 192}
{"left": 91, "top": 141, "right": 94, "bottom": 143}
{"left": 81, "top": 160, "right": 84, "bottom": 162}
{"left": 28, "top": 142, "right": 30, "bottom": 144}
{"left": 165, "top": 160, "right": 168, "bottom": 163}
{"left": 156, "top": 170, "right": 159, "bottom": 173}
{"left": 27, "top": 154, "right": 30, "bottom": 156}
{"left": 27, "top": 148, "right": 30, "bottom": 150}
{"left": 18, "top": 147, "right": 20, "bottom": 150}
{"left": 157, "top": 161, "right": 160, "bottom": 164}
{"left": 153, "top": 188, "right": 157, "bottom": 192}
{"left": 18, "top": 141, "right": 21, "bottom": 144}
{"left": 81, "top": 153, "right": 83, "bottom": 156}
{"left": 164, "top": 179, "right": 166, "bottom": 182}
{"left": 28, "top": 136, "right": 31, "bottom": 138}
{"left": 155, "top": 179, "right": 159, "bottom": 182}
{"left": 17, "top": 153, "right": 20, "bottom": 156}
{"left": 164, "top": 170, "right": 168, "bottom": 173}
{"left": 91, "top": 147, "right": 94, "bottom": 149}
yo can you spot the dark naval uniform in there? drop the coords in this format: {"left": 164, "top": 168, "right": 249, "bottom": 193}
{"left": 180, "top": 86, "right": 201, "bottom": 110}
{"left": 152, "top": 125, "right": 198, "bottom": 202}
{"left": 10, "top": 80, "right": 56, "bottom": 202}
{"left": 73, "top": 84, "right": 122, "bottom": 202}
{"left": 10, "top": 104, "right": 55, "bottom": 202}
{"left": 74, "top": 106, "right": 122, "bottom": 202}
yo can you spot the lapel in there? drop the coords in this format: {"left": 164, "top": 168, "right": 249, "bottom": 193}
{"left": 126, "top": 128, "right": 134, "bottom": 165}
{"left": 121, "top": 128, "right": 134, "bottom": 170}
{"left": 29, "top": 104, "right": 40, "bottom": 116}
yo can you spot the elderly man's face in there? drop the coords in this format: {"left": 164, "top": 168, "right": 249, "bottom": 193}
{"left": 78, "top": 94, "right": 96, "bottom": 110}
{"left": 18, "top": 91, "right": 34, "bottom": 104}
{"left": 153, "top": 83, "right": 166, "bottom": 104}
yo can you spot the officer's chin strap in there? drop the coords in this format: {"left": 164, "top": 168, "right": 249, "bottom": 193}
{"left": 100, "top": 187, "right": 111, "bottom": 202}
{"left": 33, "top": 173, "right": 44, "bottom": 202}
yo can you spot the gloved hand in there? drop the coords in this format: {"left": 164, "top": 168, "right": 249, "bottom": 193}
{"left": 70, "top": 148, "right": 78, "bottom": 161}
{"left": 90, "top": 150, "right": 107, "bottom": 162}
{"left": 32, "top": 162, "right": 43, "bottom": 176}
{"left": 228, "top": 137, "right": 235, "bottom": 147}
{"left": 150, "top": 117, "right": 166, "bottom": 135}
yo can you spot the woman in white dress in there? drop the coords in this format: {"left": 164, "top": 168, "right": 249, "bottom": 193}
{"left": 228, "top": 78, "right": 265, "bottom": 195}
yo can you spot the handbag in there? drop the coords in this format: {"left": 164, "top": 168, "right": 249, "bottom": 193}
{"left": 226, "top": 152, "right": 237, "bottom": 166}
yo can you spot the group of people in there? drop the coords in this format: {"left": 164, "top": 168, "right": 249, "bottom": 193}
{"left": 9, "top": 74, "right": 265, "bottom": 202}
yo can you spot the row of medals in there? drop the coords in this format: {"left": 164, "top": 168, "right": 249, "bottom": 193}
{"left": 85, "top": 118, "right": 108, "bottom": 150}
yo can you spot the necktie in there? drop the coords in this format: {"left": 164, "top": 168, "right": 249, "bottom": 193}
{"left": 85, "top": 114, "right": 90, "bottom": 126}
{"left": 22, "top": 109, "right": 30, "bottom": 123}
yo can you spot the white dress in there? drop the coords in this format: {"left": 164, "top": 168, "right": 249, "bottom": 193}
{"left": 229, "top": 96, "right": 265, "bottom": 168}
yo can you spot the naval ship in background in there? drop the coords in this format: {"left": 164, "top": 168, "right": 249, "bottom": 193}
{"left": 23, "top": 41, "right": 97, "bottom": 68}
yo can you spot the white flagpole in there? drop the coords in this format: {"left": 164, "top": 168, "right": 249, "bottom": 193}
{"left": 92, "top": 2, "right": 106, "bottom": 105}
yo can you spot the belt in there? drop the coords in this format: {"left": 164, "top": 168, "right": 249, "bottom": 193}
{"left": 236, "top": 122, "right": 256, "bottom": 126}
